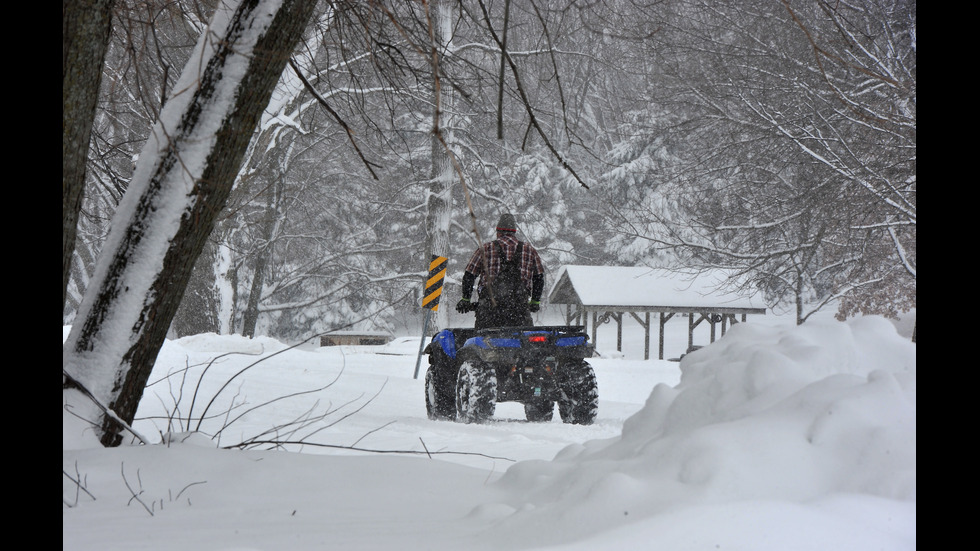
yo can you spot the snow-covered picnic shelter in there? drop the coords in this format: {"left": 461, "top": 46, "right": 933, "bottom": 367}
{"left": 547, "top": 265, "right": 767, "bottom": 359}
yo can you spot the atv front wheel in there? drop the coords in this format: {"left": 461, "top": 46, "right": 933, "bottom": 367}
{"left": 455, "top": 360, "right": 497, "bottom": 423}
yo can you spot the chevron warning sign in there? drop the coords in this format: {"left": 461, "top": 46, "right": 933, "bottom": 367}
{"left": 422, "top": 255, "right": 448, "bottom": 311}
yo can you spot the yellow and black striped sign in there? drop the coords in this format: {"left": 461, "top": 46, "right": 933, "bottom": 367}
{"left": 422, "top": 255, "right": 448, "bottom": 311}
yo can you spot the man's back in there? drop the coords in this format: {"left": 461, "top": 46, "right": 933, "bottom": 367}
{"left": 457, "top": 213, "right": 546, "bottom": 329}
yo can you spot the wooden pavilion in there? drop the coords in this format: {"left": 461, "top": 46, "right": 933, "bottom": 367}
{"left": 547, "top": 266, "right": 767, "bottom": 360}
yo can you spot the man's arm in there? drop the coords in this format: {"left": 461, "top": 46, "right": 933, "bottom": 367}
{"left": 456, "top": 270, "right": 478, "bottom": 313}
{"left": 531, "top": 273, "right": 544, "bottom": 302}
{"left": 461, "top": 271, "right": 476, "bottom": 300}
{"left": 526, "top": 245, "right": 545, "bottom": 312}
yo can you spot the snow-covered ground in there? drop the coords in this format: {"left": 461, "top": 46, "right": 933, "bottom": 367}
{"left": 63, "top": 308, "right": 915, "bottom": 550}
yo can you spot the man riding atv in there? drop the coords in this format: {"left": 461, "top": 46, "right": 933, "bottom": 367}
{"left": 455, "top": 212, "right": 545, "bottom": 328}
{"left": 425, "top": 212, "right": 598, "bottom": 425}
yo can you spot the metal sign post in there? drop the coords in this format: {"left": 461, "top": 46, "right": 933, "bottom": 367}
{"left": 414, "top": 255, "right": 447, "bottom": 379}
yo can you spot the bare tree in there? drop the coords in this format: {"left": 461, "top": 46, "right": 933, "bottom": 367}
{"left": 171, "top": 238, "right": 223, "bottom": 336}
{"left": 63, "top": 0, "right": 319, "bottom": 447}
{"left": 66, "top": 1, "right": 219, "bottom": 324}
{"left": 64, "top": 0, "right": 115, "bottom": 313}
{"left": 605, "top": 0, "right": 915, "bottom": 324}
{"left": 65, "top": 0, "right": 669, "bottom": 344}
{"left": 209, "top": 0, "right": 605, "bottom": 337}
{"left": 424, "top": 0, "right": 459, "bottom": 331}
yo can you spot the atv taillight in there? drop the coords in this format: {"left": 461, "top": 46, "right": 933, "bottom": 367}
{"left": 528, "top": 335, "right": 547, "bottom": 343}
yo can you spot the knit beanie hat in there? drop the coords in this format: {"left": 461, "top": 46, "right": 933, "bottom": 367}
{"left": 495, "top": 212, "right": 517, "bottom": 233}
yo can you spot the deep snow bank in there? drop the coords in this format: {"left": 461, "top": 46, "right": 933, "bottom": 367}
{"left": 484, "top": 315, "right": 916, "bottom": 548}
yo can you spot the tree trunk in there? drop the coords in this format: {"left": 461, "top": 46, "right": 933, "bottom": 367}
{"left": 795, "top": 272, "right": 804, "bottom": 326}
{"left": 241, "top": 248, "right": 269, "bottom": 338}
{"left": 241, "top": 203, "right": 277, "bottom": 338}
{"left": 171, "top": 238, "right": 222, "bottom": 337}
{"left": 63, "top": 0, "right": 114, "bottom": 314}
{"left": 424, "top": 0, "right": 456, "bottom": 332}
{"left": 63, "top": 0, "right": 318, "bottom": 447}
{"left": 238, "top": 123, "right": 292, "bottom": 338}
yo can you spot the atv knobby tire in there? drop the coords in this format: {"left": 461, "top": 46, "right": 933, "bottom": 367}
{"left": 557, "top": 360, "right": 598, "bottom": 425}
{"left": 455, "top": 360, "right": 497, "bottom": 423}
{"left": 425, "top": 366, "right": 456, "bottom": 420}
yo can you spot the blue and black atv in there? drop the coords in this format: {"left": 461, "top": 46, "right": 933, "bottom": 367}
{"left": 422, "top": 325, "right": 598, "bottom": 424}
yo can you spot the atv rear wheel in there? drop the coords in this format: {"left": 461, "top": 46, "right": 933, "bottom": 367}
{"left": 557, "top": 360, "right": 598, "bottom": 425}
{"left": 425, "top": 366, "right": 456, "bottom": 420}
{"left": 455, "top": 360, "right": 497, "bottom": 423}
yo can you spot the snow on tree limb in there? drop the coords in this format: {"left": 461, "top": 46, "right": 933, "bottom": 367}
{"left": 64, "top": 0, "right": 318, "bottom": 447}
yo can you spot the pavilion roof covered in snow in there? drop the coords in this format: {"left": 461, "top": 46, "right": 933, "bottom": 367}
{"left": 547, "top": 266, "right": 767, "bottom": 359}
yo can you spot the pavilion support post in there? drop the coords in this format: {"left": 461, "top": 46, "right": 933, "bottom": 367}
{"left": 688, "top": 313, "right": 695, "bottom": 351}
{"left": 630, "top": 311, "right": 652, "bottom": 360}
{"left": 688, "top": 313, "right": 712, "bottom": 351}
{"left": 613, "top": 312, "right": 623, "bottom": 352}
{"left": 593, "top": 311, "right": 619, "bottom": 355}
{"left": 591, "top": 310, "right": 597, "bottom": 348}
{"left": 645, "top": 312, "right": 650, "bottom": 360}
{"left": 659, "top": 312, "right": 674, "bottom": 360}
